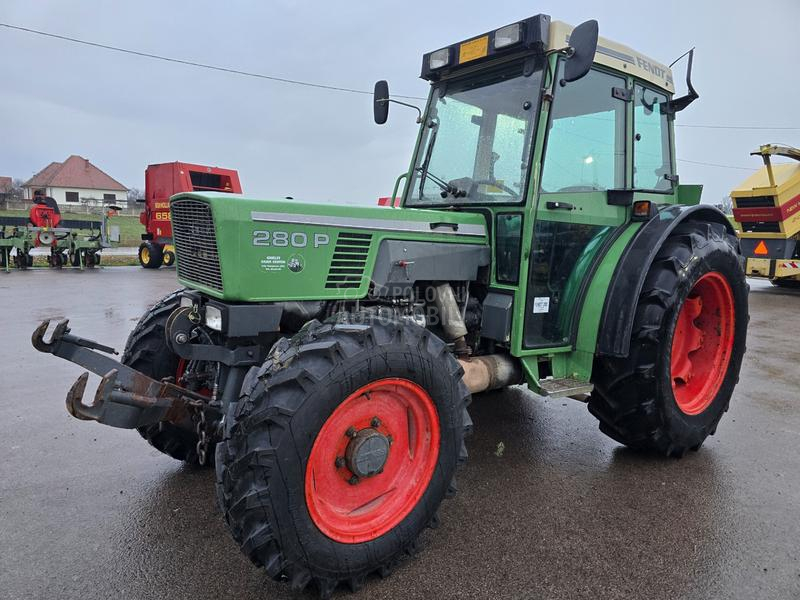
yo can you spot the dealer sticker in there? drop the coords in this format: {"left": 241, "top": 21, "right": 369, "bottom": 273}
{"left": 533, "top": 297, "right": 550, "bottom": 314}
{"left": 260, "top": 255, "right": 287, "bottom": 272}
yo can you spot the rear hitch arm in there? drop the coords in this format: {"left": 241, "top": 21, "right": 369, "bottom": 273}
{"left": 32, "top": 319, "right": 207, "bottom": 429}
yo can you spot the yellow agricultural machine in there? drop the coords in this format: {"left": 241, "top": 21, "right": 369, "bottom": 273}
{"left": 732, "top": 144, "right": 800, "bottom": 287}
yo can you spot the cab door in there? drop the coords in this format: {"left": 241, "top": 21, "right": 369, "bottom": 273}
{"left": 522, "top": 66, "right": 630, "bottom": 348}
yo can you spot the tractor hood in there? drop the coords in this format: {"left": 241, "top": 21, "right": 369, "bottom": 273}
{"left": 169, "top": 192, "right": 489, "bottom": 302}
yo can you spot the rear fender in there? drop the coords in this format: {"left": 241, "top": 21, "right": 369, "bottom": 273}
{"left": 596, "top": 205, "right": 737, "bottom": 358}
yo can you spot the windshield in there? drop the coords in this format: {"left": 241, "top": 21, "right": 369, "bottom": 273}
{"left": 406, "top": 61, "right": 542, "bottom": 206}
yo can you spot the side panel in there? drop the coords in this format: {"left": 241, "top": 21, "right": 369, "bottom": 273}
{"left": 371, "top": 240, "right": 490, "bottom": 296}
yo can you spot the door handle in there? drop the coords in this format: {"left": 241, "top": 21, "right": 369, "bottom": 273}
{"left": 430, "top": 222, "right": 459, "bottom": 231}
{"left": 545, "top": 201, "right": 575, "bottom": 211}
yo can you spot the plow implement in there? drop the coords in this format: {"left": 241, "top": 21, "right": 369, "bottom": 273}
{"left": 0, "top": 203, "right": 119, "bottom": 272}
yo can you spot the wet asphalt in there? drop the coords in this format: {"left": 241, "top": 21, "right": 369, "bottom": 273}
{"left": 1, "top": 267, "right": 799, "bottom": 600}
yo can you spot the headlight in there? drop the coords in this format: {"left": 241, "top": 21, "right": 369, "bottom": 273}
{"left": 429, "top": 48, "right": 450, "bottom": 70}
{"left": 493, "top": 23, "right": 521, "bottom": 49}
{"left": 205, "top": 305, "right": 223, "bottom": 331}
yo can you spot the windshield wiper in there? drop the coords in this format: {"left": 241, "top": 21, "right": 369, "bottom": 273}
{"left": 418, "top": 120, "right": 439, "bottom": 200}
{"left": 414, "top": 168, "right": 467, "bottom": 199}
{"left": 416, "top": 119, "right": 467, "bottom": 200}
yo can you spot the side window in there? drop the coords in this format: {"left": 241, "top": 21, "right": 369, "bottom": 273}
{"left": 495, "top": 213, "right": 522, "bottom": 284}
{"left": 540, "top": 68, "right": 626, "bottom": 193}
{"left": 524, "top": 222, "right": 613, "bottom": 347}
{"left": 633, "top": 84, "right": 673, "bottom": 191}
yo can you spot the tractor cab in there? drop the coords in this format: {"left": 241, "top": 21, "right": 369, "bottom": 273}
{"left": 375, "top": 15, "right": 695, "bottom": 363}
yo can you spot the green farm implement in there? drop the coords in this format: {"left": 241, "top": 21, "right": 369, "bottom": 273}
{"left": 34, "top": 14, "right": 748, "bottom": 597}
{"left": 0, "top": 197, "right": 119, "bottom": 271}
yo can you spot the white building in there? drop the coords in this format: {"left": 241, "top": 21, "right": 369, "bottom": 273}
{"left": 23, "top": 155, "right": 128, "bottom": 207}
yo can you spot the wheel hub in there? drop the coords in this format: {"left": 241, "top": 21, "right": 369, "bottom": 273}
{"left": 305, "top": 378, "right": 440, "bottom": 544}
{"left": 345, "top": 428, "right": 390, "bottom": 478}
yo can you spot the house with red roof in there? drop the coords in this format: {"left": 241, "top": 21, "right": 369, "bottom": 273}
{"left": 23, "top": 155, "right": 128, "bottom": 206}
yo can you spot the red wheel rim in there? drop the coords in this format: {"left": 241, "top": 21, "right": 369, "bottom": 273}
{"left": 670, "top": 271, "right": 735, "bottom": 415}
{"left": 305, "top": 378, "right": 440, "bottom": 544}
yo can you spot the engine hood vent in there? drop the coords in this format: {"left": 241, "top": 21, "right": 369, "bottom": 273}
{"left": 325, "top": 232, "right": 372, "bottom": 289}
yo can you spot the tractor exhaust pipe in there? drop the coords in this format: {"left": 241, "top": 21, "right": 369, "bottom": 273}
{"left": 432, "top": 282, "right": 469, "bottom": 355}
{"left": 458, "top": 354, "right": 522, "bottom": 394}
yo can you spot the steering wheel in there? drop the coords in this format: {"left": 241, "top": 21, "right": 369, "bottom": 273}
{"left": 471, "top": 179, "right": 520, "bottom": 198}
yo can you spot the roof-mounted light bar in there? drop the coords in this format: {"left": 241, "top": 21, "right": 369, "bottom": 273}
{"left": 493, "top": 23, "right": 522, "bottom": 49}
{"left": 420, "top": 14, "right": 551, "bottom": 81}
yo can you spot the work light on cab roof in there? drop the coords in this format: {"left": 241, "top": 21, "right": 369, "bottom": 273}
{"left": 420, "top": 15, "right": 552, "bottom": 79}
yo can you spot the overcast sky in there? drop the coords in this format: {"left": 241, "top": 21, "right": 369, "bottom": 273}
{"left": 1, "top": 0, "right": 798, "bottom": 205}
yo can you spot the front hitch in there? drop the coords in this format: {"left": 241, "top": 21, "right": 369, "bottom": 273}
{"left": 32, "top": 319, "right": 207, "bottom": 429}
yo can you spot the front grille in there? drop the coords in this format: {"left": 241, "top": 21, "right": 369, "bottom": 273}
{"left": 740, "top": 221, "right": 781, "bottom": 233}
{"left": 171, "top": 199, "right": 223, "bottom": 291}
{"left": 325, "top": 232, "right": 372, "bottom": 289}
{"left": 735, "top": 195, "right": 775, "bottom": 208}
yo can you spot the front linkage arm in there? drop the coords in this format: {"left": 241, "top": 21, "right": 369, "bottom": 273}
{"left": 32, "top": 319, "right": 207, "bottom": 429}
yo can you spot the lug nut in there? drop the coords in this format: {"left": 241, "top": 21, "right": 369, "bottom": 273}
{"left": 335, "top": 456, "right": 345, "bottom": 468}
{"left": 370, "top": 417, "right": 381, "bottom": 428}
{"left": 345, "top": 426, "right": 357, "bottom": 438}
{"left": 348, "top": 475, "right": 359, "bottom": 485}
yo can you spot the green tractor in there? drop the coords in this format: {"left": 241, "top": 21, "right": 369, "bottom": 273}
{"left": 34, "top": 15, "right": 748, "bottom": 598}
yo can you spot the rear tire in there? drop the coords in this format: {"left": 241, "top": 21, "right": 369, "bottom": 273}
{"left": 122, "top": 290, "right": 209, "bottom": 465}
{"left": 215, "top": 315, "right": 471, "bottom": 597}
{"left": 589, "top": 221, "right": 748, "bottom": 456}
{"left": 138, "top": 241, "right": 163, "bottom": 269}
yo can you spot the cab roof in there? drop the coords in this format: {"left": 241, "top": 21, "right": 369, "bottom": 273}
{"left": 549, "top": 21, "right": 674, "bottom": 93}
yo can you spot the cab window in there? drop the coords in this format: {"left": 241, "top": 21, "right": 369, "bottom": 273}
{"left": 406, "top": 62, "right": 542, "bottom": 206}
{"left": 633, "top": 84, "right": 673, "bottom": 191}
{"left": 540, "top": 68, "right": 626, "bottom": 193}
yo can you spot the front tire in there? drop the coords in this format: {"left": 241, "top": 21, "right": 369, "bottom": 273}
{"left": 215, "top": 315, "right": 471, "bottom": 597}
{"left": 138, "top": 241, "right": 163, "bottom": 269}
{"left": 589, "top": 221, "right": 748, "bottom": 456}
{"left": 122, "top": 290, "right": 208, "bottom": 464}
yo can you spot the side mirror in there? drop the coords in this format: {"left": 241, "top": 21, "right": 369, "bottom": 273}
{"left": 374, "top": 80, "right": 389, "bottom": 125}
{"left": 663, "top": 49, "right": 699, "bottom": 114}
{"left": 563, "top": 20, "right": 599, "bottom": 83}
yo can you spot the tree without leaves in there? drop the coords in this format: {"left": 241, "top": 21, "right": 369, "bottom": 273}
{"left": 127, "top": 187, "right": 144, "bottom": 203}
